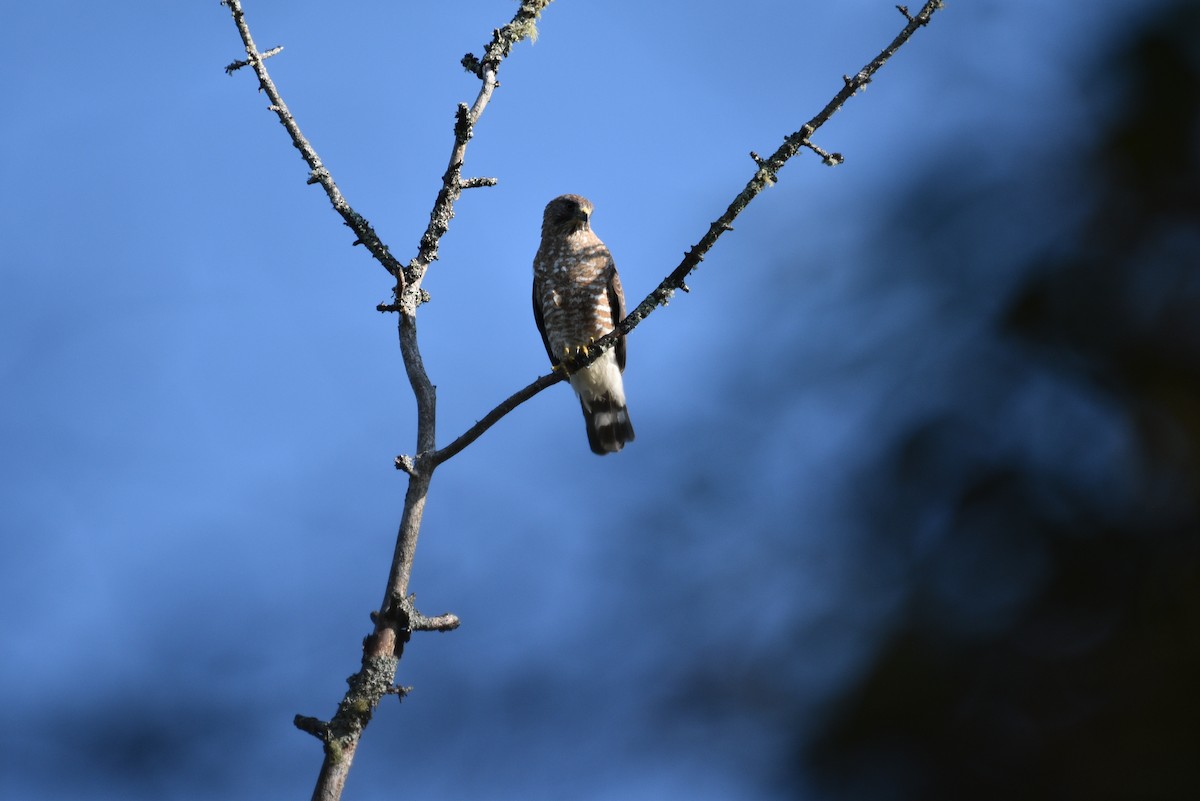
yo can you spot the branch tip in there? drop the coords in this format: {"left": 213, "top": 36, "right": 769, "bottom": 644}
{"left": 385, "top": 684, "right": 413, "bottom": 699}
{"left": 460, "top": 176, "right": 499, "bottom": 190}
{"left": 587, "top": 0, "right": 945, "bottom": 401}
{"left": 802, "top": 139, "right": 844, "bottom": 166}
{"left": 294, "top": 714, "right": 330, "bottom": 741}
{"left": 391, "top": 593, "right": 461, "bottom": 633}
{"left": 414, "top": 612, "right": 461, "bottom": 632}
{"left": 227, "top": 2, "right": 948, "bottom": 797}
{"left": 224, "top": 44, "right": 283, "bottom": 75}
{"left": 222, "top": 0, "right": 406, "bottom": 278}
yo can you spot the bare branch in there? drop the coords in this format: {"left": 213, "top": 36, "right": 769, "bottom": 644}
{"left": 461, "top": 176, "right": 500, "bottom": 190}
{"left": 224, "top": 44, "right": 282, "bottom": 74}
{"left": 802, "top": 140, "right": 845, "bottom": 166}
{"left": 431, "top": 370, "right": 565, "bottom": 466}
{"left": 389, "top": 593, "right": 461, "bottom": 633}
{"left": 222, "top": 0, "right": 406, "bottom": 283}
{"left": 587, "top": 0, "right": 946, "bottom": 358}
{"left": 436, "top": 0, "right": 947, "bottom": 457}
{"left": 396, "top": 0, "right": 554, "bottom": 316}
{"left": 221, "top": 3, "right": 555, "bottom": 799}
{"left": 294, "top": 715, "right": 330, "bottom": 742}
{"left": 225, "top": 2, "right": 943, "bottom": 799}
{"left": 460, "top": 1, "right": 552, "bottom": 78}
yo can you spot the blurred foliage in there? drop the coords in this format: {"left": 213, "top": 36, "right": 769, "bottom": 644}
{"left": 802, "top": 3, "right": 1200, "bottom": 799}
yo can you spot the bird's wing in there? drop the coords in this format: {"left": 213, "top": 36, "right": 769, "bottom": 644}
{"left": 532, "top": 275, "right": 559, "bottom": 366}
{"left": 606, "top": 257, "right": 627, "bottom": 372}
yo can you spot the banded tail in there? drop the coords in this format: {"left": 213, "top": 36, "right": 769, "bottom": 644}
{"left": 581, "top": 394, "right": 635, "bottom": 455}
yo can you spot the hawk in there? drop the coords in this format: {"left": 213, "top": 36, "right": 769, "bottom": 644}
{"left": 533, "top": 194, "right": 635, "bottom": 455}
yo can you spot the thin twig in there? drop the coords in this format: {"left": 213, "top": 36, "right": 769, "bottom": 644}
{"left": 802, "top": 140, "right": 845, "bottom": 166}
{"left": 225, "top": 1, "right": 943, "bottom": 798}
{"left": 222, "top": 0, "right": 406, "bottom": 283}
{"left": 393, "top": 0, "right": 553, "bottom": 315}
{"left": 221, "top": 3, "right": 554, "bottom": 800}
{"left": 377, "top": 0, "right": 554, "bottom": 630}
{"left": 389, "top": 593, "right": 461, "bottom": 632}
{"left": 587, "top": 0, "right": 946, "bottom": 362}
{"left": 294, "top": 715, "right": 330, "bottom": 742}
{"left": 224, "top": 44, "right": 282, "bottom": 74}
{"left": 430, "top": 371, "right": 564, "bottom": 465}
{"left": 433, "top": 0, "right": 947, "bottom": 460}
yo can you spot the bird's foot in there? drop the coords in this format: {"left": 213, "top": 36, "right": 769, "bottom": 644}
{"left": 561, "top": 343, "right": 591, "bottom": 360}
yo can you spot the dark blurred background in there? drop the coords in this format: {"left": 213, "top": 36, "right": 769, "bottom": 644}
{"left": 648, "top": 3, "right": 1200, "bottom": 799}
{"left": 2, "top": 1, "right": 1196, "bottom": 800}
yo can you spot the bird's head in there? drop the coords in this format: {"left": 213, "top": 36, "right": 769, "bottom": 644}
{"left": 542, "top": 194, "right": 594, "bottom": 236}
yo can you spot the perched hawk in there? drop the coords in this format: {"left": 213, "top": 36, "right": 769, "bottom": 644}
{"left": 533, "top": 194, "right": 635, "bottom": 455}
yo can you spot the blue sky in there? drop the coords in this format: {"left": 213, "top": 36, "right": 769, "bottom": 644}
{"left": 0, "top": 2, "right": 1160, "bottom": 799}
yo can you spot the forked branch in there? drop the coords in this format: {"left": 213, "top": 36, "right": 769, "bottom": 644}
{"left": 221, "top": 0, "right": 406, "bottom": 283}
{"left": 580, "top": 0, "right": 946, "bottom": 363}
{"left": 430, "top": 0, "right": 947, "bottom": 462}
{"left": 222, "top": 3, "right": 553, "bottom": 801}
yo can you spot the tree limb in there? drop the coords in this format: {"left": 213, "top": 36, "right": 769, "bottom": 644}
{"left": 433, "top": 0, "right": 947, "bottom": 460}
{"left": 396, "top": 0, "right": 554, "bottom": 315}
{"left": 221, "top": 0, "right": 406, "bottom": 284}
{"left": 222, "top": 2, "right": 553, "bottom": 800}
{"left": 223, "top": 0, "right": 946, "bottom": 794}
{"left": 576, "top": 0, "right": 947, "bottom": 367}
{"left": 430, "top": 370, "right": 564, "bottom": 466}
